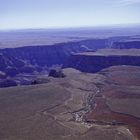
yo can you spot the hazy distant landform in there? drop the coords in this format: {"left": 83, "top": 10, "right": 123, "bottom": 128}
{"left": 0, "top": 25, "right": 140, "bottom": 48}
{"left": 0, "top": 26, "right": 140, "bottom": 140}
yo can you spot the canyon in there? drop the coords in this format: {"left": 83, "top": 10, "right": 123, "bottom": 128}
{"left": 0, "top": 38, "right": 140, "bottom": 87}
{"left": 0, "top": 28, "right": 140, "bottom": 140}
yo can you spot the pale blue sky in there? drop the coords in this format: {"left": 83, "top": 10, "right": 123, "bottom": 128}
{"left": 0, "top": 0, "right": 140, "bottom": 29}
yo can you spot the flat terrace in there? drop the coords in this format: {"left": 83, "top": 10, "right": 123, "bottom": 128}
{"left": 75, "top": 49, "right": 140, "bottom": 56}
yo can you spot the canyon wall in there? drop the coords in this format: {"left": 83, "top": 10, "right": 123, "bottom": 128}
{"left": 0, "top": 39, "right": 107, "bottom": 76}
{"left": 64, "top": 50, "right": 140, "bottom": 73}
{"left": 0, "top": 39, "right": 140, "bottom": 77}
{"left": 113, "top": 40, "right": 140, "bottom": 49}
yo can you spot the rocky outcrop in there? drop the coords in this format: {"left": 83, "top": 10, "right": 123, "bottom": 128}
{"left": 63, "top": 49, "right": 140, "bottom": 73}
{"left": 49, "top": 68, "right": 65, "bottom": 78}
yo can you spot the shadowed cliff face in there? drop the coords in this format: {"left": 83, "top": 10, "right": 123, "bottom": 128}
{"left": 63, "top": 49, "right": 140, "bottom": 73}
{"left": 0, "top": 39, "right": 107, "bottom": 76}
{"left": 113, "top": 41, "right": 140, "bottom": 49}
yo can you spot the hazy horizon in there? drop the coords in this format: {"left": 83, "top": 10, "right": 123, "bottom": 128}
{"left": 0, "top": 0, "right": 140, "bottom": 30}
{"left": 0, "top": 23, "right": 140, "bottom": 32}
